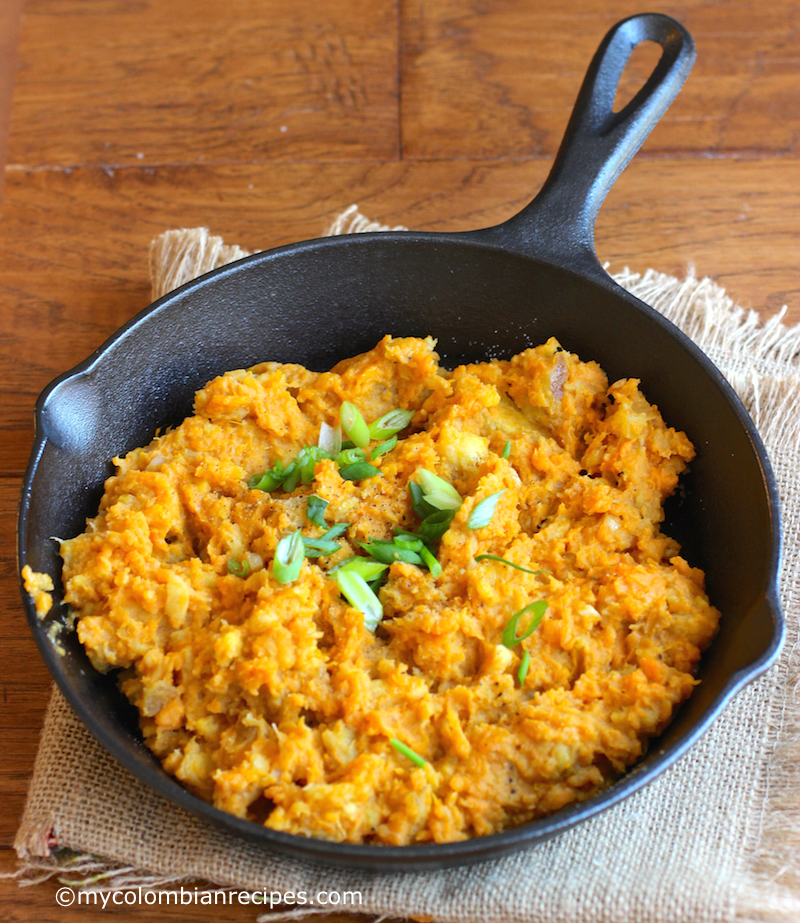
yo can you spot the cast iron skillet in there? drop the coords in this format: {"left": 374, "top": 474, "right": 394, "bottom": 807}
{"left": 19, "top": 13, "right": 784, "bottom": 871}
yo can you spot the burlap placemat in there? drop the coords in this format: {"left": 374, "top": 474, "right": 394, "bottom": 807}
{"left": 11, "top": 209, "right": 800, "bottom": 922}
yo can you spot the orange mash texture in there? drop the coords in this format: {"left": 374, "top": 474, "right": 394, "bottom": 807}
{"left": 61, "top": 335, "right": 719, "bottom": 844}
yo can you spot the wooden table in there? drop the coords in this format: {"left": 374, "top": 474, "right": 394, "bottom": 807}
{"left": 1, "top": 1, "right": 798, "bottom": 920}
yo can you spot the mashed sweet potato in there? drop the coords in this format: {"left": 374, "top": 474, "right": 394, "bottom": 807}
{"left": 60, "top": 335, "right": 719, "bottom": 844}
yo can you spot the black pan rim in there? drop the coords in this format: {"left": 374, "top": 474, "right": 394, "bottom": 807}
{"left": 17, "top": 229, "right": 786, "bottom": 871}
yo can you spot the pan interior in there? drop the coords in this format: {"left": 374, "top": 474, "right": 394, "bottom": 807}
{"left": 23, "top": 233, "right": 777, "bottom": 867}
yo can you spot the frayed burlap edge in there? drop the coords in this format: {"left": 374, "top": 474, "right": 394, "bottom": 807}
{"left": 148, "top": 204, "right": 405, "bottom": 302}
{"left": 148, "top": 230, "right": 250, "bottom": 302}
{"left": 10, "top": 209, "right": 800, "bottom": 923}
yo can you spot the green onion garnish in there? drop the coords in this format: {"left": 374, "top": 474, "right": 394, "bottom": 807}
{"left": 416, "top": 468, "right": 462, "bottom": 511}
{"left": 337, "top": 570, "right": 383, "bottom": 631}
{"left": 340, "top": 402, "right": 370, "bottom": 449}
{"left": 390, "top": 738, "right": 426, "bottom": 768}
{"left": 518, "top": 649, "right": 531, "bottom": 685}
{"left": 318, "top": 421, "right": 342, "bottom": 456}
{"left": 360, "top": 540, "right": 423, "bottom": 566}
{"left": 358, "top": 532, "right": 442, "bottom": 575}
{"left": 302, "top": 537, "right": 342, "bottom": 557}
{"left": 337, "top": 447, "right": 366, "bottom": 467}
{"left": 296, "top": 449, "right": 315, "bottom": 485}
{"left": 502, "top": 440, "right": 511, "bottom": 459}
{"left": 335, "top": 557, "right": 388, "bottom": 581}
{"left": 251, "top": 445, "right": 333, "bottom": 493}
{"left": 408, "top": 483, "right": 456, "bottom": 544}
{"left": 307, "top": 495, "right": 328, "bottom": 527}
{"left": 227, "top": 558, "right": 250, "bottom": 578}
{"left": 370, "top": 435, "right": 397, "bottom": 460}
{"left": 409, "top": 481, "right": 437, "bottom": 520}
{"left": 467, "top": 490, "right": 505, "bottom": 529}
{"left": 340, "top": 461, "right": 381, "bottom": 481}
{"left": 393, "top": 535, "right": 424, "bottom": 551}
{"left": 474, "top": 554, "right": 550, "bottom": 576}
{"left": 272, "top": 531, "right": 304, "bottom": 584}
{"left": 249, "top": 463, "right": 285, "bottom": 492}
{"left": 302, "top": 522, "right": 350, "bottom": 558}
{"left": 281, "top": 461, "right": 301, "bottom": 493}
{"left": 502, "top": 600, "right": 547, "bottom": 648}
{"left": 368, "top": 408, "right": 415, "bottom": 441}
{"left": 416, "top": 509, "right": 455, "bottom": 543}
{"left": 296, "top": 446, "right": 332, "bottom": 484}
{"left": 418, "top": 544, "right": 442, "bottom": 578}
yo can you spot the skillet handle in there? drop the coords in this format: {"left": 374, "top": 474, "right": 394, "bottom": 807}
{"left": 470, "top": 14, "right": 695, "bottom": 277}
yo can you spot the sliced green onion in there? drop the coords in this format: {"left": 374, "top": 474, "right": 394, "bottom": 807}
{"left": 281, "top": 460, "right": 301, "bottom": 493}
{"left": 474, "top": 554, "right": 550, "bottom": 576}
{"left": 518, "top": 649, "right": 531, "bottom": 685}
{"left": 416, "top": 509, "right": 455, "bottom": 543}
{"left": 249, "top": 472, "right": 281, "bottom": 491}
{"left": 409, "top": 481, "right": 437, "bottom": 520}
{"left": 227, "top": 558, "right": 250, "bottom": 578}
{"left": 394, "top": 512, "right": 455, "bottom": 545}
{"left": 319, "top": 421, "right": 342, "bottom": 456}
{"left": 340, "top": 461, "right": 381, "bottom": 481}
{"left": 393, "top": 535, "right": 424, "bottom": 552}
{"left": 502, "top": 600, "right": 547, "bottom": 648}
{"left": 251, "top": 445, "right": 333, "bottom": 493}
{"left": 327, "top": 558, "right": 348, "bottom": 574}
{"left": 360, "top": 540, "right": 423, "bottom": 566}
{"left": 302, "top": 537, "right": 342, "bottom": 557}
{"left": 297, "top": 445, "right": 332, "bottom": 484}
{"left": 368, "top": 408, "right": 414, "bottom": 441}
{"left": 249, "top": 462, "right": 285, "bottom": 492}
{"left": 296, "top": 448, "right": 315, "bottom": 485}
{"left": 302, "top": 522, "right": 349, "bottom": 557}
{"left": 468, "top": 490, "right": 505, "bottom": 530}
{"left": 336, "top": 557, "right": 388, "bottom": 581}
{"left": 370, "top": 435, "right": 397, "bottom": 460}
{"left": 501, "top": 440, "right": 511, "bottom": 459}
{"left": 307, "top": 495, "right": 328, "bottom": 527}
{"left": 390, "top": 737, "right": 426, "bottom": 768}
{"left": 340, "top": 402, "right": 371, "bottom": 449}
{"left": 337, "top": 447, "right": 366, "bottom": 467}
{"left": 272, "top": 531, "right": 304, "bottom": 584}
{"left": 337, "top": 570, "right": 383, "bottom": 631}
{"left": 416, "top": 469, "right": 462, "bottom": 511}
{"left": 418, "top": 545, "right": 442, "bottom": 578}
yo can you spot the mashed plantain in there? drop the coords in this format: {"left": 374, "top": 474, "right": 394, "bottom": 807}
{"left": 60, "top": 335, "right": 719, "bottom": 844}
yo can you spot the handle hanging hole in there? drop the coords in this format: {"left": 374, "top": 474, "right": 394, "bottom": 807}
{"left": 613, "top": 40, "right": 664, "bottom": 113}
